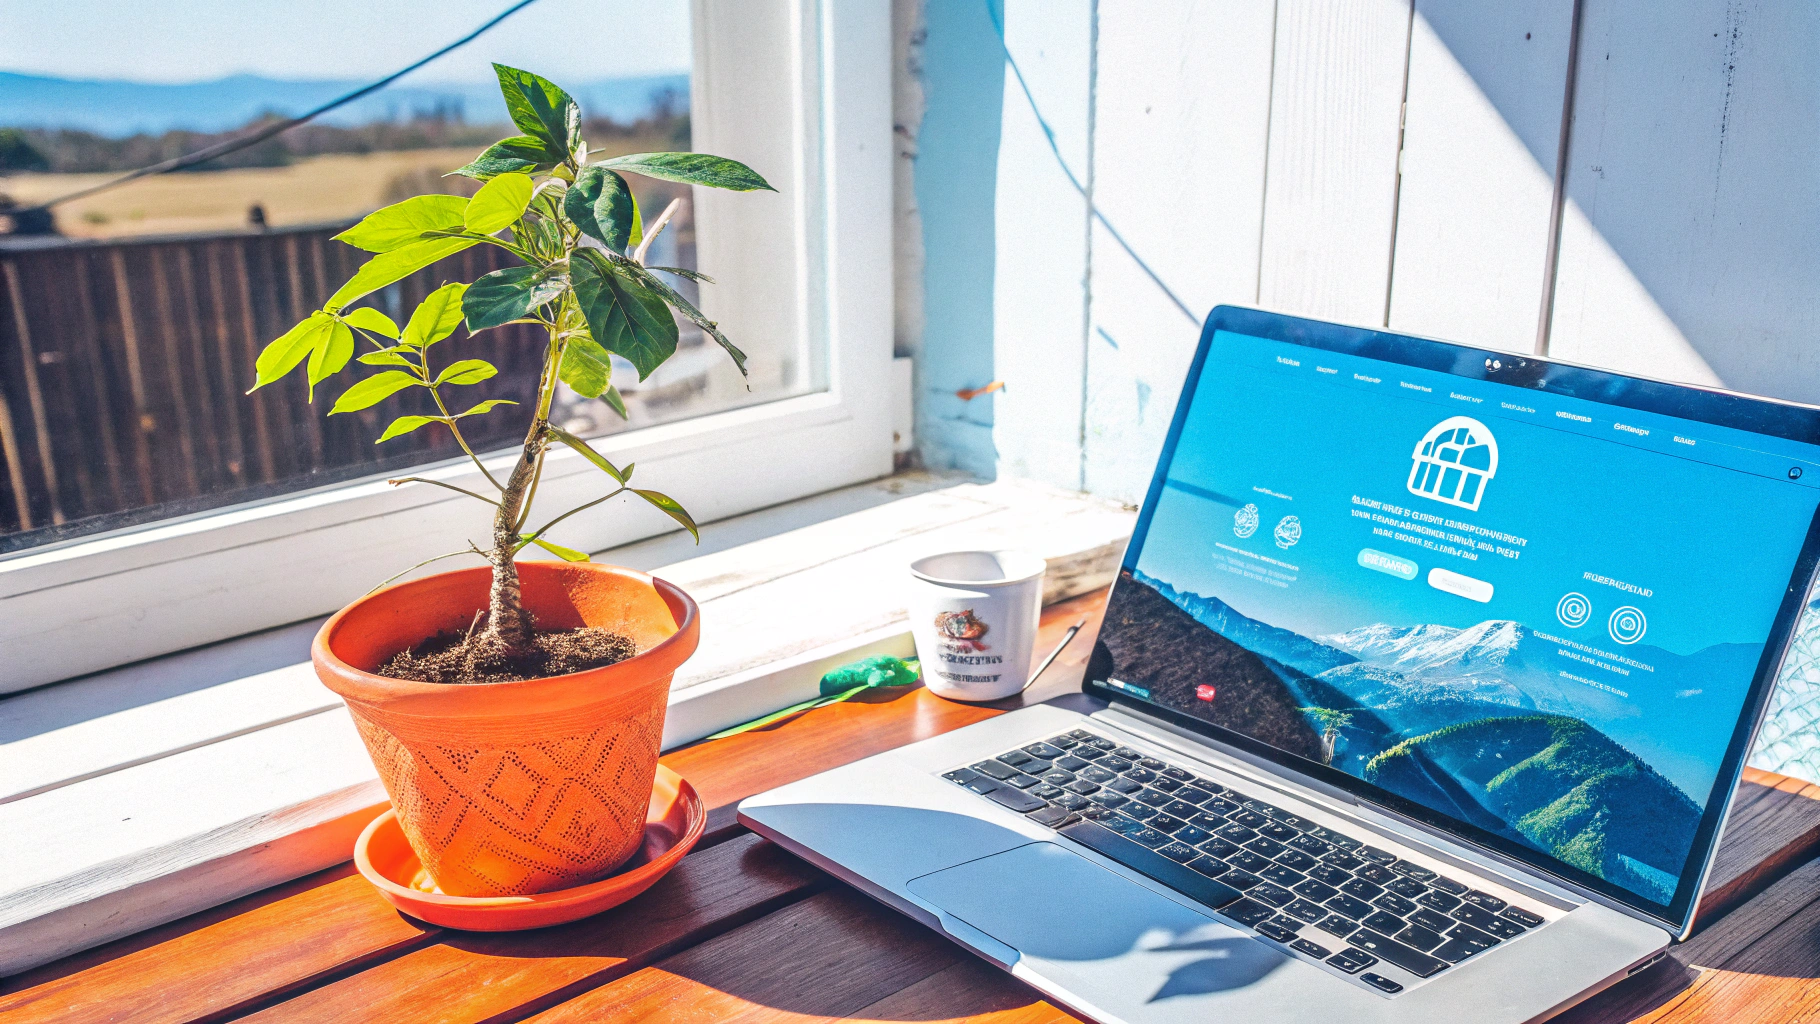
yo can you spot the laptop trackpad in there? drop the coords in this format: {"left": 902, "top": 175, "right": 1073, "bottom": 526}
{"left": 908, "top": 842, "right": 1288, "bottom": 1013}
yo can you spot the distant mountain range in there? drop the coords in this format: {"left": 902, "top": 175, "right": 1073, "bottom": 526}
{"left": 1122, "top": 568, "right": 1714, "bottom": 902}
{"left": 0, "top": 72, "right": 690, "bottom": 137}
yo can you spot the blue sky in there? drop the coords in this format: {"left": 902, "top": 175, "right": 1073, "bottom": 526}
{"left": 0, "top": 0, "right": 690, "bottom": 83}
{"left": 1133, "top": 330, "right": 1820, "bottom": 797}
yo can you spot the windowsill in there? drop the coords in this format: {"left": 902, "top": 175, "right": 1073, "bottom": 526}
{"left": 0, "top": 471, "right": 1134, "bottom": 975}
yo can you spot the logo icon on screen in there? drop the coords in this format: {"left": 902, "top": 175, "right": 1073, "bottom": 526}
{"left": 1556, "top": 591, "right": 1592, "bottom": 628}
{"left": 1609, "top": 606, "right": 1648, "bottom": 645}
{"left": 1408, "top": 416, "right": 1500, "bottom": 511}
{"left": 1234, "top": 503, "right": 1260, "bottom": 538}
{"left": 1274, "top": 516, "right": 1302, "bottom": 549}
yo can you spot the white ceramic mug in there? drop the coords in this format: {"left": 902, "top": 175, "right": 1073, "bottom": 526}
{"left": 908, "top": 549, "right": 1046, "bottom": 702}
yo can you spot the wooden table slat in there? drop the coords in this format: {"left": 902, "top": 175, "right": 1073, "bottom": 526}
{"left": 237, "top": 833, "right": 822, "bottom": 1024}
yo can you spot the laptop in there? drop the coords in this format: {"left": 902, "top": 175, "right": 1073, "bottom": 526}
{"left": 739, "top": 306, "right": 1820, "bottom": 1022}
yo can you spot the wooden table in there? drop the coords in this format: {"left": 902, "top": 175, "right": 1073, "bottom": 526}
{"left": 8, "top": 590, "right": 1820, "bottom": 1023}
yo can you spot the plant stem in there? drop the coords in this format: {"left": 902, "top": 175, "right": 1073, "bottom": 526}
{"left": 516, "top": 485, "right": 626, "bottom": 552}
{"left": 632, "top": 197, "right": 683, "bottom": 264}
{"left": 388, "top": 476, "right": 501, "bottom": 506}
{"left": 366, "top": 546, "right": 488, "bottom": 594}
{"left": 419, "top": 347, "right": 505, "bottom": 492}
{"left": 479, "top": 325, "right": 564, "bottom": 653}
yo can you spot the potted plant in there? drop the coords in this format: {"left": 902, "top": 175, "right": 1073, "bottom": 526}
{"left": 255, "top": 65, "right": 770, "bottom": 897}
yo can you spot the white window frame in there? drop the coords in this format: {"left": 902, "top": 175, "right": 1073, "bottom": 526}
{"left": 0, "top": 0, "right": 894, "bottom": 693}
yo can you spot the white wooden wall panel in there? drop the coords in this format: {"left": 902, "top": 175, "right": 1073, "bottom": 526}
{"left": 992, "top": 0, "right": 1093, "bottom": 491}
{"left": 1549, "top": 0, "right": 1820, "bottom": 400}
{"left": 1084, "top": 0, "right": 1279, "bottom": 503}
{"left": 1257, "top": 0, "right": 1413, "bottom": 325}
{"left": 1387, "top": 0, "right": 1574, "bottom": 353}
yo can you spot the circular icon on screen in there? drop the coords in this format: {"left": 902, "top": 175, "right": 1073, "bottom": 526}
{"left": 1234, "top": 503, "right": 1260, "bottom": 539}
{"left": 1608, "top": 606, "right": 1648, "bottom": 645}
{"left": 1274, "top": 516, "right": 1302, "bottom": 549}
{"left": 1556, "top": 592, "right": 1592, "bottom": 628}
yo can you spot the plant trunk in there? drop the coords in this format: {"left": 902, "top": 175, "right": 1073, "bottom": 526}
{"left": 482, "top": 418, "right": 549, "bottom": 653}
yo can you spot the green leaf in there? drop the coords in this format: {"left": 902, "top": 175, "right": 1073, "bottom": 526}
{"left": 401, "top": 282, "right": 468, "bottom": 349}
{"left": 251, "top": 312, "right": 334, "bottom": 392}
{"left": 328, "top": 370, "right": 421, "bottom": 414}
{"left": 463, "top": 263, "right": 567, "bottom": 331}
{"left": 452, "top": 135, "right": 560, "bottom": 180}
{"left": 464, "top": 172, "right": 534, "bottom": 235}
{"left": 326, "top": 236, "right": 480, "bottom": 312}
{"left": 597, "top": 152, "right": 775, "bottom": 192}
{"left": 376, "top": 415, "right": 444, "bottom": 443}
{"left": 633, "top": 488, "right": 700, "bottom": 543}
{"left": 649, "top": 266, "right": 714, "bottom": 283}
{"left": 454, "top": 398, "right": 518, "bottom": 418}
{"left": 306, "top": 322, "right": 355, "bottom": 400}
{"left": 492, "top": 63, "right": 581, "bottom": 157}
{"left": 434, "top": 358, "right": 498, "bottom": 387}
{"left": 603, "top": 384, "right": 629, "bottom": 419}
{"left": 523, "top": 535, "right": 590, "bottom": 562}
{"left": 557, "top": 332, "right": 613, "bottom": 398}
{"left": 334, "top": 195, "right": 469, "bottom": 253}
{"left": 547, "top": 425, "right": 626, "bottom": 483}
{"left": 600, "top": 252, "right": 747, "bottom": 376}
{"left": 564, "top": 166, "right": 635, "bottom": 251}
{"left": 341, "top": 307, "right": 400, "bottom": 338}
{"left": 357, "top": 348, "right": 415, "bottom": 367}
{"left": 572, "top": 252, "right": 678, "bottom": 380}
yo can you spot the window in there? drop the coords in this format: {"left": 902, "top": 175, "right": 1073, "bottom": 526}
{"left": 0, "top": 0, "right": 893, "bottom": 691}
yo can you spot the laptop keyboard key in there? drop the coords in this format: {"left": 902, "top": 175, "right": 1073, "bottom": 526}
{"left": 1390, "top": 860, "right": 1437, "bottom": 882}
{"left": 1340, "top": 878, "right": 1383, "bottom": 901}
{"left": 1124, "top": 803, "right": 1158, "bottom": 820}
{"left": 944, "top": 768, "right": 980, "bottom": 785}
{"left": 1123, "top": 767, "right": 1158, "bottom": 784}
{"left": 1027, "top": 804, "right": 1073, "bottom": 827}
{"left": 1188, "top": 856, "right": 1232, "bottom": 878}
{"left": 1275, "top": 850, "right": 1318, "bottom": 872}
{"left": 1394, "top": 924, "right": 1445, "bottom": 952}
{"left": 1005, "top": 774, "right": 1041, "bottom": 790}
{"left": 1447, "top": 922, "right": 1500, "bottom": 950}
{"left": 1259, "top": 821, "right": 1299, "bottom": 841}
{"left": 1245, "top": 837, "right": 1286, "bottom": 859}
{"left": 1452, "top": 904, "right": 1518, "bottom": 935}
{"left": 1022, "top": 742, "right": 1066, "bottom": 759}
{"left": 1107, "top": 777, "right": 1144, "bottom": 794}
{"left": 1160, "top": 800, "right": 1201, "bottom": 819}
{"left": 1384, "top": 877, "right": 1428, "bottom": 899}
{"left": 1283, "top": 897, "right": 1329, "bottom": 923}
{"left": 966, "top": 779, "right": 998, "bottom": 795}
{"left": 1051, "top": 733, "right": 1083, "bottom": 748}
{"left": 1174, "top": 787, "right": 1214, "bottom": 805}
{"left": 1137, "top": 757, "right": 1166, "bottom": 770}
{"left": 1152, "top": 777, "right": 1185, "bottom": 793}
{"left": 1053, "top": 793, "right": 1091, "bottom": 811}
{"left": 1502, "top": 906, "right": 1544, "bottom": 928}
{"left": 1361, "top": 910, "right": 1406, "bottom": 935}
{"left": 1223, "top": 899, "right": 1276, "bottom": 927}
{"left": 1198, "top": 838, "right": 1241, "bottom": 859}
{"left": 1137, "top": 788, "right": 1175, "bottom": 807}
{"left": 1326, "top": 948, "right": 1377, "bottom": 974}
{"left": 1031, "top": 783, "right": 1065, "bottom": 800}
{"left": 1162, "top": 767, "right": 1194, "bottom": 782}
{"left": 1251, "top": 883, "right": 1295, "bottom": 908}
{"left": 1317, "top": 915, "right": 1360, "bottom": 939}
{"left": 1231, "top": 810, "right": 1268, "bottom": 828}
{"left": 1158, "top": 842, "right": 1199, "bottom": 862}
{"left": 1053, "top": 756, "right": 1091, "bottom": 772}
{"left": 1416, "top": 889, "right": 1462, "bottom": 913}
{"left": 1293, "top": 879, "right": 1339, "bottom": 903}
{"left": 1461, "top": 890, "right": 1507, "bottom": 913}
{"left": 1217, "top": 823, "right": 1259, "bottom": 844}
{"left": 1090, "top": 791, "right": 1129, "bottom": 809}
{"left": 1358, "top": 846, "right": 1398, "bottom": 865}
{"left": 972, "top": 760, "right": 1019, "bottom": 781}
{"left": 1085, "top": 737, "right": 1117, "bottom": 750}
{"left": 1064, "top": 780, "right": 1101, "bottom": 796}
{"left": 1223, "top": 870, "right": 1262, "bottom": 890}
{"left": 1480, "top": 916, "right": 1526, "bottom": 939}
{"left": 1308, "top": 864, "right": 1350, "bottom": 887}
{"left": 985, "top": 787, "right": 1045, "bottom": 812}
{"left": 1409, "top": 908, "right": 1453, "bottom": 933}
{"left": 1256, "top": 918, "right": 1301, "bottom": 943}
{"left": 1428, "top": 875, "right": 1470, "bottom": 896}
{"left": 1260, "top": 864, "right": 1304, "bottom": 887}
{"left": 1323, "top": 851, "right": 1364, "bottom": 871}
{"left": 1289, "top": 834, "right": 1332, "bottom": 857}
{"left": 1040, "top": 769, "right": 1075, "bottom": 786}
{"left": 1360, "top": 972, "right": 1403, "bottom": 994}
{"left": 1325, "top": 894, "right": 1374, "bottom": 920}
{"left": 1149, "top": 813, "right": 1185, "bottom": 833}
{"left": 1292, "top": 938, "right": 1333, "bottom": 959}
{"left": 1174, "top": 825, "right": 1215, "bottom": 846}
{"left": 1098, "top": 757, "right": 1134, "bottom": 773}
{"left": 1431, "top": 938, "right": 1486, "bottom": 964}
{"left": 1355, "top": 863, "right": 1395, "bottom": 885}
{"left": 1128, "top": 828, "right": 1172, "bottom": 848}
{"left": 1229, "top": 851, "right": 1272, "bottom": 874}
{"left": 1349, "top": 930, "right": 1448, "bottom": 978}
{"left": 998, "top": 750, "right": 1034, "bottom": 767}
{"left": 1374, "top": 892, "right": 1418, "bottom": 917}
{"left": 1079, "top": 766, "right": 1118, "bottom": 784}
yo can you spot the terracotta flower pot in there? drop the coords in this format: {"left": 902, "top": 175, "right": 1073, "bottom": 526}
{"left": 313, "top": 561, "right": 699, "bottom": 897}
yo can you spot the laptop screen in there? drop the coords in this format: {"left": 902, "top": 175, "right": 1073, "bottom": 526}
{"left": 1092, "top": 307, "right": 1820, "bottom": 926}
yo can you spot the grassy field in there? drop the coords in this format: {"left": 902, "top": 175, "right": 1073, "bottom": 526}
{"left": 0, "top": 131, "right": 676, "bottom": 239}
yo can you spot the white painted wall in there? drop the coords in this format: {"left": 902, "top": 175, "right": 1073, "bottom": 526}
{"left": 952, "top": 0, "right": 1819, "bottom": 504}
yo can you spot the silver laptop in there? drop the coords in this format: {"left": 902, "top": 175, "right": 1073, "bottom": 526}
{"left": 740, "top": 306, "right": 1820, "bottom": 1023}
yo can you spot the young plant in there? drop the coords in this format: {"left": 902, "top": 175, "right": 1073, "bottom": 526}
{"left": 250, "top": 65, "right": 771, "bottom": 660}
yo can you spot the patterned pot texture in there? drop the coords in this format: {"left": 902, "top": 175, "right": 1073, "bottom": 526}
{"left": 313, "top": 561, "right": 700, "bottom": 897}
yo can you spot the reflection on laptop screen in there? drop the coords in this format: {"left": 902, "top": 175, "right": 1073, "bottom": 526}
{"left": 1100, "top": 325, "right": 1820, "bottom": 912}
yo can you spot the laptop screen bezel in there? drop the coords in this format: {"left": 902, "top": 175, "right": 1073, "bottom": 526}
{"left": 1084, "top": 304, "right": 1820, "bottom": 936}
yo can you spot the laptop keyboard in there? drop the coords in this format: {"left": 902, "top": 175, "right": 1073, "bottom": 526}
{"left": 943, "top": 728, "right": 1551, "bottom": 992}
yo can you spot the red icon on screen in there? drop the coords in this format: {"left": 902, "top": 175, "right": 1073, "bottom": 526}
{"left": 1196, "top": 684, "right": 1217, "bottom": 702}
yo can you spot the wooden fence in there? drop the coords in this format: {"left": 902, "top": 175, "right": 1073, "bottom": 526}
{"left": 0, "top": 224, "right": 547, "bottom": 550}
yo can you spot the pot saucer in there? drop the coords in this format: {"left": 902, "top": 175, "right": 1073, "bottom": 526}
{"left": 354, "top": 764, "right": 705, "bottom": 931}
